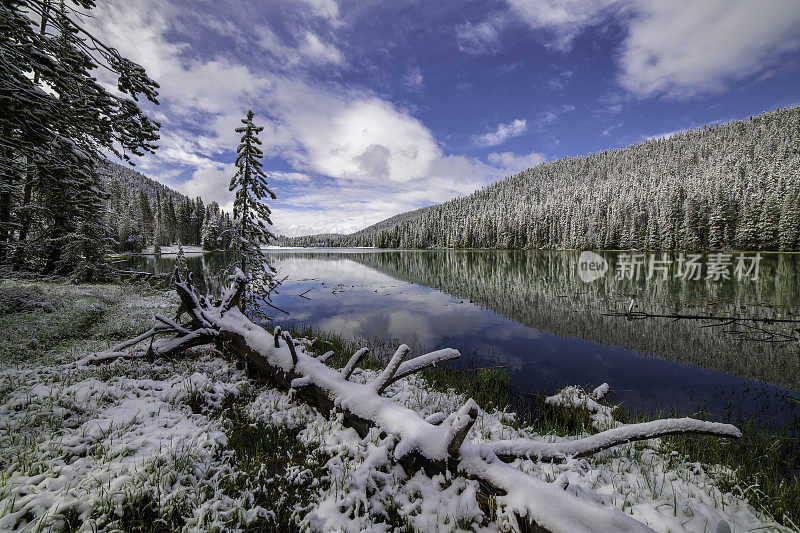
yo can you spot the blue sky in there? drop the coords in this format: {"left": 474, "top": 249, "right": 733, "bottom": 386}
{"left": 89, "top": 0, "right": 800, "bottom": 236}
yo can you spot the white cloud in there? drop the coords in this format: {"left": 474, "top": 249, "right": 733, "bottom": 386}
{"left": 475, "top": 119, "right": 528, "bottom": 147}
{"left": 152, "top": 132, "right": 224, "bottom": 168}
{"left": 401, "top": 66, "right": 425, "bottom": 92}
{"left": 487, "top": 151, "right": 546, "bottom": 173}
{"left": 601, "top": 122, "right": 622, "bottom": 137}
{"left": 172, "top": 164, "right": 236, "bottom": 211}
{"left": 530, "top": 104, "right": 575, "bottom": 129}
{"left": 272, "top": 171, "right": 312, "bottom": 183}
{"left": 270, "top": 150, "right": 548, "bottom": 236}
{"left": 506, "top": 0, "right": 800, "bottom": 98}
{"left": 86, "top": 2, "right": 274, "bottom": 154}
{"left": 256, "top": 28, "right": 344, "bottom": 68}
{"left": 88, "top": 0, "right": 547, "bottom": 238}
{"left": 298, "top": 31, "right": 344, "bottom": 66}
{"left": 618, "top": 0, "right": 800, "bottom": 98}
{"left": 456, "top": 20, "right": 502, "bottom": 55}
{"left": 277, "top": 89, "right": 441, "bottom": 183}
{"left": 297, "top": 0, "right": 340, "bottom": 23}
{"left": 506, "top": 0, "right": 624, "bottom": 51}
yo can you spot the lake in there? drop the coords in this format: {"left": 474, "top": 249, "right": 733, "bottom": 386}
{"left": 119, "top": 248, "right": 800, "bottom": 429}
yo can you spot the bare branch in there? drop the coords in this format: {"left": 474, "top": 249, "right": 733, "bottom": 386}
{"left": 446, "top": 399, "right": 479, "bottom": 456}
{"left": 154, "top": 314, "right": 190, "bottom": 335}
{"left": 387, "top": 348, "right": 461, "bottom": 386}
{"left": 220, "top": 267, "right": 246, "bottom": 312}
{"left": 150, "top": 328, "right": 218, "bottom": 357}
{"left": 372, "top": 344, "right": 410, "bottom": 394}
{"left": 424, "top": 412, "right": 447, "bottom": 425}
{"left": 489, "top": 417, "right": 742, "bottom": 462}
{"left": 341, "top": 347, "right": 369, "bottom": 381}
{"left": 282, "top": 332, "right": 298, "bottom": 366}
{"left": 106, "top": 325, "right": 171, "bottom": 353}
{"left": 317, "top": 350, "right": 334, "bottom": 363}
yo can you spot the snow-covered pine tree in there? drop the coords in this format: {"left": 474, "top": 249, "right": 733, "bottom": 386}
{"left": 0, "top": 0, "right": 160, "bottom": 275}
{"left": 201, "top": 202, "right": 221, "bottom": 250}
{"left": 153, "top": 220, "right": 162, "bottom": 255}
{"left": 779, "top": 191, "right": 800, "bottom": 251}
{"left": 193, "top": 197, "right": 205, "bottom": 246}
{"left": 175, "top": 243, "right": 188, "bottom": 278}
{"left": 229, "top": 110, "right": 277, "bottom": 313}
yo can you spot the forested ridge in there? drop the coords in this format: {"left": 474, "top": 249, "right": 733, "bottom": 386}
{"left": 100, "top": 161, "right": 234, "bottom": 254}
{"left": 280, "top": 105, "right": 800, "bottom": 251}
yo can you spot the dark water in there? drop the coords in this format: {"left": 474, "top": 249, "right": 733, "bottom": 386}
{"left": 119, "top": 249, "right": 800, "bottom": 429}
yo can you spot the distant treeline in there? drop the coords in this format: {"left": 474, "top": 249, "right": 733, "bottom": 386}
{"left": 101, "top": 162, "right": 234, "bottom": 253}
{"left": 279, "top": 106, "right": 800, "bottom": 251}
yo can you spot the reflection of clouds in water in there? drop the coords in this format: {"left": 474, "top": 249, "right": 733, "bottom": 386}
{"left": 316, "top": 314, "right": 363, "bottom": 338}
{"left": 313, "top": 304, "right": 491, "bottom": 348}
{"left": 386, "top": 308, "right": 491, "bottom": 347}
{"left": 387, "top": 311, "right": 435, "bottom": 346}
{"left": 279, "top": 310, "right": 315, "bottom": 322}
{"left": 269, "top": 257, "right": 402, "bottom": 286}
{"left": 274, "top": 261, "right": 554, "bottom": 359}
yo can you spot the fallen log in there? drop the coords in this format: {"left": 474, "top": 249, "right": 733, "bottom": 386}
{"left": 602, "top": 309, "right": 800, "bottom": 343}
{"left": 104, "top": 268, "right": 743, "bottom": 533}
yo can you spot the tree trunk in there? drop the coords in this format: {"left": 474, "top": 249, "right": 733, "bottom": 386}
{"left": 0, "top": 127, "right": 16, "bottom": 264}
{"left": 12, "top": 158, "right": 35, "bottom": 270}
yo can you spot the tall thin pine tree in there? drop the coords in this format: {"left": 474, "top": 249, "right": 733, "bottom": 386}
{"left": 229, "top": 110, "right": 277, "bottom": 314}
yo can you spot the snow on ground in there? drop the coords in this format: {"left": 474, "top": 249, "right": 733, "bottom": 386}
{"left": 0, "top": 356, "right": 248, "bottom": 530}
{"left": 0, "top": 281, "right": 793, "bottom": 532}
{"left": 545, "top": 385, "right": 619, "bottom": 430}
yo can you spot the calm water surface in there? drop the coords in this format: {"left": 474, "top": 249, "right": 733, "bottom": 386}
{"left": 120, "top": 249, "right": 800, "bottom": 429}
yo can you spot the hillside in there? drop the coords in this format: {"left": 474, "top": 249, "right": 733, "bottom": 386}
{"left": 98, "top": 161, "right": 234, "bottom": 253}
{"left": 280, "top": 106, "right": 800, "bottom": 251}
{"left": 98, "top": 161, "right": 190, "bottom": 209}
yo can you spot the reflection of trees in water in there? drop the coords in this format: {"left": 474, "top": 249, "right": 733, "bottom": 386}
{"left": 121, "top": 250, "right": 800, "bottom": 391}
{"left": 119, "top": 252, "right": 240, "bottom": 294}
{"left": 119, "top": 252, "right": 234, "bottom": 275}
{"left": 341, "top": 250, "right": 800, "bottom": 392}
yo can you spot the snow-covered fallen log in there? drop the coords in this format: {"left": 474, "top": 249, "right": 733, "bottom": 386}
{"left": 106, "top": 268, "right": 743, "bottom": 533}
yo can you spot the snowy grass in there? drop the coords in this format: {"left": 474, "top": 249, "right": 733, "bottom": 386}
{"left": 0, "top": 280, "right": 795, "bottom": 532}
{"left": 615, "top": 406, "right": 800, "bottom": 529}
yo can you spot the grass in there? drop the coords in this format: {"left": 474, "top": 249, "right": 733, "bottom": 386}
{"left": 108, "top": 490, "right": 188, "bottom": 533}
{"left": 216, "top": 391, "right": 331, "bottom": 531}
{"left": 0, "top": 280, "right": 165, "bottom": 365}
{"left": 616, "top": 405, "right": 800, "bottom": 528}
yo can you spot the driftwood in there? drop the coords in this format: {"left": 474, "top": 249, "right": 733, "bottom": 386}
{"left": 99, "top": 269, "right": 743, "bottom": 533}
{"left": 603, "top": 308, "right": 800, "bottom": 343}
